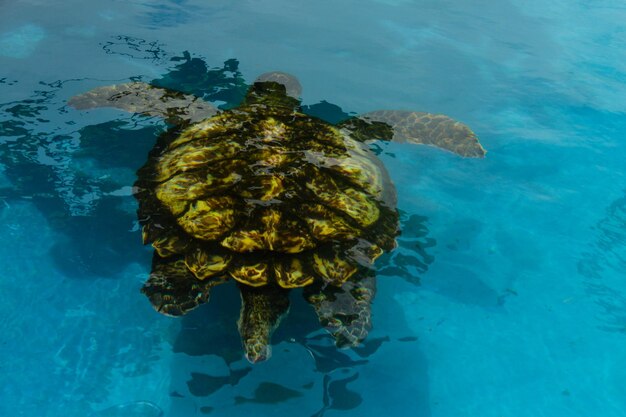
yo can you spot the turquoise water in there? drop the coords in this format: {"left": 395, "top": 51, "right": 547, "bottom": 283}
{"left": 1, "top": 1, "right": 626, "bottom": 416}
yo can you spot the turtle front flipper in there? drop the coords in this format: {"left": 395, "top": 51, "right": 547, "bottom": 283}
{"left": 141, "top": 253, "right": 226, "bottom": 316}
{"left": 68, "top": 82, "right": 218, "bottom": 124}
{"left": 237, "top": 285, "right": 290, "bottom": 363}
{"left": 339, "top": 110, "right": 486, "bottom": 158}
{"left": 304, "top": 274, "right": 376, "bottom": 348}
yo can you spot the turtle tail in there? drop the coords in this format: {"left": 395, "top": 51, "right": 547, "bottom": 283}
{"left": 237, "top": 284, "right": 290, "bottom": 363}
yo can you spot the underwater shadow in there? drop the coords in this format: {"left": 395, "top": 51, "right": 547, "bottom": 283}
{"left": 165, "top": 205, "right": 436, "bottom": 413}
{"left": 0, "top": 40, "right": 250, "bottom": 280}
{"left": 578, "top": 190, "right": 626, "bottom": 333}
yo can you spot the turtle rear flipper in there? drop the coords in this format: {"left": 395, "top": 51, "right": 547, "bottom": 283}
{"left": 68, "top": 82, "right": 218, "bottom": 124}
{"left": 340, "top": 110, "right": 486, "bottom": 158}
{"left": 141, "top": 254, "right": 226, "bottom": 316}
{"left": 304, "top": 274, "right": 376, "bottom": 348}
{"left": 237, "top": 285, "right": 290, "bottom": 363}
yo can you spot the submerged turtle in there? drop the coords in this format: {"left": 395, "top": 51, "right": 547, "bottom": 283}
{"left": 69, "top": 71, "right": 485, "bottom": 362}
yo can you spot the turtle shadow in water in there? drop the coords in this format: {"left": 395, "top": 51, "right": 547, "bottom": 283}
{"left": 172, "top": 281, "right": 392, "bottom": 406}
{"left": 48, "top": 197, "right": 150, "bottom": 279}
{"left": 578, "top": 190, "right": 626, "bottom": 333}
{"left": 301, "top": 292, "right": 431, "bottom": 417}
{"left": 233, "top": 381, "right": 304, "bottom": 405}
{"left": 0, "top": 86, "right": 149, "bottom": 279}
{"left": 226, "top": 368, "right": 364, "bottom": 414}
{"left": 42, "top": 120, "right": 166, "bottom": 279}
{"left": 187, "top": 368, "right": 253, "bottom": 397}
{"left": 0, "top": 162, "right": 143, "bottom": 281}
{"left": 172, "top": 282, "right": 361, "bottom": 366}
{"left": 377, "top": 211, "right": 436, "bottom": 286}
{"left": 380, "top": 212, "right": 508, "bottom": 308}
{"left": 0, "top": 116, "right": 158, "bottom": 279}
{"left": 0, "top": 44, "right": 249, "bottom": 280}
{"left": 309, "top": 371, "right": 362, "bottom": 417}
{"left": 173, "top": 283, "right": 246, "bottom": 366}
{"left": 168, "top": 210, "right": 433, "bottom": 407}
{"left": 164, "top": 219, "right": 430, "bottom": 414}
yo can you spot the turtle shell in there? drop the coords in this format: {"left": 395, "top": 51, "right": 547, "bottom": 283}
{"left": 135, "top": 103, "right": 399, "bottom": 289}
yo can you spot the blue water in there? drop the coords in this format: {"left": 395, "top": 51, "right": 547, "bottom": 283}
{"left": 1, "top": 1, "right": 626, "bottom": 416}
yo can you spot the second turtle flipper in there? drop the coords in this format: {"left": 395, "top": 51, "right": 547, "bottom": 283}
{"left": 304, "top": 274, "right": 376, "bottom": 348}
{"left": 340, "top": 110, "right": 486, "bottom": 158}
{"left": 237, "top": 285, "right": 291, "bottom": 363}
{"left": 68, "top": 82, "right": 219, "bottom": 124}
{"left": 141, "top": 254, "right": 226, "bottom": 316}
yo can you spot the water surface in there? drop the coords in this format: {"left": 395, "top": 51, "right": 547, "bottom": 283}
{"left": 1, "top": 1, "right": 626, "bottom": 416}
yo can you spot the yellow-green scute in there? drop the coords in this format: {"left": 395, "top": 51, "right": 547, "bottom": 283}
{"left": 136, "top": 100, "right": 399, "bottom": 289}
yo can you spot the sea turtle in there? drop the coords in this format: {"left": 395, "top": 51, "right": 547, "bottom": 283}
{"left": 69, "top": 71, "right": 485, "bottom": 362}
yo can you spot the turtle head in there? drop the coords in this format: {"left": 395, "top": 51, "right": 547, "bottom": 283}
{"left": 243, "top": 72, "right": 302, "bottom": 110}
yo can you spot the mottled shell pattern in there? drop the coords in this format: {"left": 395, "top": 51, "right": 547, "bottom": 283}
{"left": 135, "top": 82, "right": 399, "bottom": 293}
